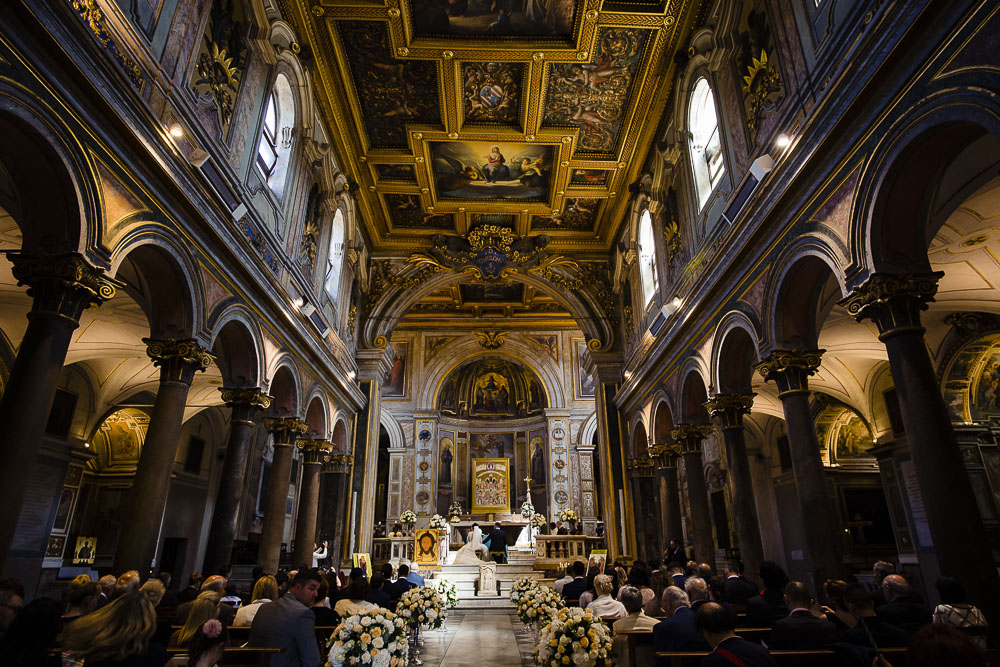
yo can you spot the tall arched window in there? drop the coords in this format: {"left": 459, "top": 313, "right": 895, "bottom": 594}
{"left": 256, "top": 73, "right": 295, "bottom": 197}
{"left": 638, "top": 209, "right": 658, "bottom": 306}
{"left": 688, "top": 77, "right": 725, "bottom": 209}
{"left": 324, "top": 208, "right": 345, "bottom": 302}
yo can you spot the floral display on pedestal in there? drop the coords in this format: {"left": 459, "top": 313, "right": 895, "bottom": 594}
{"left": 327, "top": 608, "right": 408, "bottom": 667}
{"left": 396, "top": 586, "right": 447, "bottom": 630}
{"left": 515, "top": 583, "right": 565, "bottom": 630}
{"left": 534, "top": 607, "right": 614, "bottom": 667}
{"left": 558, "top": 508, "right": 579, "bottom": 533}
{"left": 399, "top": 509, "right": 417, "bottom": 535}
{"left": 429, "top": 514, "right": 449, "bottom": 530}
{"left": 448, "top": 501, "right": 463, "bottom": 522}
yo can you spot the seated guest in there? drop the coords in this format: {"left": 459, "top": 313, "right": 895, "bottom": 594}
{"left": 877, "top": 574, "right": 931, "bottom": 634}
{"left": 663, "top": 538, "right": 685, "bottom": 565}
{"left": 932, "top": 577, "right": 988, "bottom": 648}
{"left": 0, "top": 597, "right": 62, "bottom": 667}
{"left": 553, "top": 564, "right": 574, "bottom": 594}
{"left": 767, "top": 581, "right": 839, "bottom": 649}
{"left": 139, "top": 579, "right": 170, "bottom": 647}
{"left": 820, "top": 579, "right": 856, "bottom": 631}
{"left": 385, "top": 565, "right": 416, "bottom": 601}
{"left": 698, "top": 563, "right": 714, "bottom": 581}
{"left": 613, "top": 586, "right": 658, "bottom": 632}
{"left": 176, "top": 573, "right": 202, "bottom": 605}
{"left": 746, "top": 561, "right": 789, "bottom": 627}
{"left": 587, "top": 574, "right": 626, "bottom": 619}
{"left": 62, "top": 575, "right": 99, "bottom": 627}
{"left": 560, "top": 561, "right": 588, "bottom": 602}
{"left": 404, "top": 561, "right": 425, "bottom": 586}
{"left": 157, "top": 573, "right": 178, "bottom": 609}
{"left": 668, "top": 564, "right": 686, "bottom": 590}
{"left": 723, "top": 561, "right": 758, "bottom": 605}
{"left": 169, "top": 619, "right": 229, "bottom": 667}
{"left": 644, "top": 570, "right": 672, "bottom": 617}
{"left": 841, "top": 583, "right": 907, "bottom": 649}
{"left": 611, "top": 566, "right": 628, "bottom": 600}
{"left": 96, "top": 575, "right": 116, "bottom": 608}
{"left": 113, "top": 571, "right": 141, "bottom": 599}
{"left": 59, "top": 591, "right": 168, "bottom": 667}
{"left": 708, "top": 577, "right": 730, "bottom": 607}
{"left": 169, "top": 597, "right": 219, "bottom": 649}
{"left": 871, "top": 560, "right": 895, "bottom": 609}
{"left": 620, "top": 563, "right": 655, "bottom": 606}
{"left": 367, "top": 573, "right": 391, "bottom": 609}
{"left": 653, "top": 585, "right": 710, "bottom": 665}
{"left": 684, "top": 576, "right": 710, "bottom": 611}
{"left": 577, "top": 566, "right": 602, "bottom": 609}
{"left": 311, "top": 578, "right": 340, "bottom": 626}
{"left": 906, "top": 623, "right": 987, "bottom": 667}
{"left": 234, "top": 575, "right": 278, "bottom": 626}
{"left": 175, "top": 576, "right": 234, "bottom": 627}
{"left": 334, "top": 577, "right": 376, "bottom": 617}
{"left": 697, "top": 602, "right": 777, "bottom": 666}
{"left": 248, "top": 569, "right": 323, "bottom": 667}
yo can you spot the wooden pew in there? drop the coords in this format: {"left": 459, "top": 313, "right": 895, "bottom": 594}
{"left": 654, "top": 647, "right": 1000, "bottom": 666}
{"left": 615, "top": 629, "right": 655, "bottom": 667}
{"left": 166, "top": 647, "right": 283, "bottom": 667}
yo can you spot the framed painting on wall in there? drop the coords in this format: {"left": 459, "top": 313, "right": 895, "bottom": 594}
{"left": 471, "top": 458, "right": 510, "bottom": 514}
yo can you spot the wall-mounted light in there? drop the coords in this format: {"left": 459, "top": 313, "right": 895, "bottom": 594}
{"left": 347, "top": 370, "right": 357, "bottom": 380}
{"left": 624, "top": 370, "right": 633, "bottom": 380}
{"left": 672, "top": 295, "right": 682, "bottom": 308}
{"left": 169, "top": 124, "right": 184, "bottom": 138}
{"left": 774, "top": 133, "right": 791, "bottom": 149}
{"left": 293, "top": 297, "right": 306, "bottom": 308}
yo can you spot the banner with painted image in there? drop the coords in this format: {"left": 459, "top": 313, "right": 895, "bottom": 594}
{"left": 471, "top": 457, "right": 510, "bottom": 513}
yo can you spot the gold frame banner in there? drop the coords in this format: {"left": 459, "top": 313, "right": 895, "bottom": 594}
{"left": 471, "top": 457, "right": 510, "bottom": 513}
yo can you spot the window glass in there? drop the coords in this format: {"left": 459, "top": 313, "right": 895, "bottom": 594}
{"left": 638, "top": 209, "right": 658, "bottom": 305}
{"left": 257, "top": 94, "right": 278, "bottom": 174}
{"left": 688, "top": 77, "right": 726, "bottom": 209}
{"left": 325, "top": 208, "right": 346, "bottom": 301}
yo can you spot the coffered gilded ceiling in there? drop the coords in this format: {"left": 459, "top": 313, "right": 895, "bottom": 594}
{"left": 284, "top": 0, "right": 702, "bottom": 253}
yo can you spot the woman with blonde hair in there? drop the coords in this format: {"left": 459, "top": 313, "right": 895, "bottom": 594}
{"left": 139, "top": 579, "right": 166, "bottom": 608}
{"left": 233, "top": 575, "right": 277, "bottom": 626}
{"left": 168, "top": 597, "right": 218, "bottom": 649}
{"left": 58, "top": 590, "right": 167, "bottom": 666}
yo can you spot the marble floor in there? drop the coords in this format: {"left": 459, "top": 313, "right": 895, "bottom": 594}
{"left": 413, "top": 611, "right": 537, "bottom": 666}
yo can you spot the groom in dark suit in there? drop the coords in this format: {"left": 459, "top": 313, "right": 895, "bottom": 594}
{"left": 484, "top": 521, "right": 508, "bottom": 563}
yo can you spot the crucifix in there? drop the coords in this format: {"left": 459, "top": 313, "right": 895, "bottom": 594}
{"left": 524, "top": 475, "right": 533, "bottom": 507}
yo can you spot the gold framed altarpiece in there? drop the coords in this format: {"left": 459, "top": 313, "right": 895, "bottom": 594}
{"left": 471, "top": 458, "right": 510, "bottom": 514}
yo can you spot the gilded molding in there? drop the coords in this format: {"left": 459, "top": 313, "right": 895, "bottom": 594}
{"left": 8, "top": 252, "right": 123, "bottom": 324}
{"left": 756, "top": 349, "right": 823, "bottom": 397}
{"left": 840, "top": 272, "right": 943, "bottom": 340}
{"left": 671, "top": 423, "right": 713, "bottom": 454}
{"left": 324, "top": 454, "right": 354, "bottom": 474}
{"left": 264, "top": 417, "right": 309, "bottom": 445}
{"left": 648, "top": 442, "right": 682, "bottom": 470}
{"left": 476, "top": 330, "right": 507, "bottom": 350}
{"left": 143, "top": 338, "right": 215, "bottom": 384}
{"left": 220, "top": 387, "right": 272, "bottom": 423}
{"left": 626, "top": 457, "right": 655, "bottom": 477}
{"left": 67, "top": 0, "right": 144, "bottom": 89}
{"left": 705, "top": 393, "right": 755, "bottom": 429}
{"left": 297, "top": 438, "right": 334, "bottom": 464}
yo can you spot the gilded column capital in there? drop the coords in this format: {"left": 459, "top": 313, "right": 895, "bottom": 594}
{"left": 297, "top": 438, "right": 333, "bottom": 464}
{"left": 705, "top": 393, "right": 755, "bottom": 429}
{"left": 756, "top": 349, "right": 824, "bottom": 397}
{"left": 323, "top": 454, "right": 354, "bottom": 474}
{"left": 264, "top": 417, "right": 309, "bottom": 446}
{"left": 671, "top": 423, "right": 713, "bottom": 454}
{"left": 8, "top": 252, "right": 123, "bottom": 324}
{"left": 143, "top": 338, "right": 214, "bottom": 385}
{"left": 626, "top": 457, "right": 655, "bottom": 478}
{"left": 648, "top": 442, "right": 682, "bottom": 469}
{"left": 840, "top": 272, "right": 943, "bottom": 339}
{"left": 220, "top": 387, "right": 272, "bottom": 423}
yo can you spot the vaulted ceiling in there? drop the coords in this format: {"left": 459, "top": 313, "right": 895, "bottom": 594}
{"left": 285, "top": 0, "right": 703, "bottom": 259}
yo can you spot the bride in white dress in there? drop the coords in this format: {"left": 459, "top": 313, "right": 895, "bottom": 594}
{"left": 452, "top": 524, "right": 487, "bottom": 564}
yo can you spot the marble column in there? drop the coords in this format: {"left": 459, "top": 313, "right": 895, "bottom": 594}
{"left": 320, "top": 455, "right": 352, "bottom": 571}
{"left": 203, "top": 387, "right": 271, "bottom": 576}
{"left": 257, "top": 417, "right": 308, "bottom": 573}
{"left": 292, "top": 439, "right": 332, "bottom": 567}
{"left": 757, "top": 350, "right": 843, "bottom": 595}
{"left": 649, "top": 443, "right": 684, "bottom": 552}
{"left": 705, "top": 393, "right": 765, "bottom": 581}
{"left": 354, "top": 347, "right": 392, "bottom": 556}
{"left": 116, "top": 339, "right": 214, "bottom": 574}
{"left": 842, "top": 272, "right": 1000, "bottom": 621}
{"left": 0, "top": 254, "right": 120, "bottom": 572}
{"left": 628, "top": 459, "right": 659, "bottom": 560}
{"left": 672, "top": 424, "right": 715, "bottom": 564}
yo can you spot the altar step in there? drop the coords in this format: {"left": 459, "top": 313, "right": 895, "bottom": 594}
{"left": 429, "top": 562, "right": 552, "bottom": 610}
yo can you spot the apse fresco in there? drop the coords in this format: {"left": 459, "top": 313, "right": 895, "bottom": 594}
{"left": 338, "top": 21, "right": 441, "bottom": 148}
{"left": 408, "top": 0, "right": 576, "bottom": 38}
{"left": 438, "top": 358, "right": 547, "bottom": 419}
{"left": 375, "top": 164, "right": 416, "bottom": 181}
{"left": 569, "top": 169, "right": 608, "bottom": 185}
{"left": 544, "top": 27, "right": 650, "bottom": 153}
{"left": 431, "top": 141, "right": 553, "bottom": 201}
{"left": 384, "top": 194, "right": 454, "bottom": 229}
{"left": 383, "top": 340, "right": 408, "bottom": 397}
{"left": 531, "top": 198, "right": 600, "bottom": 230}
{"left": 463, "top": 62, "right": 522, "bottom": 125}
{"left": 975, "top": 349, "right": 1000, "bottom": 414}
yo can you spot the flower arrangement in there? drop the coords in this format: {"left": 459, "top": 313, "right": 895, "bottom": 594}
{"left": 534, "top": 607, "right": 614, "bottom": 667}
{"left": 510, "top": 576, "right": 539, "bottom": 606}
{"left": 428, "top": 514, "right": 448, "bottom": 530}
{"left": 396, "top": 586, "right": 447, "bottom": 630}
{"left": 431, "top": 577, "right": 459, "bottom": 609}
{"left": 202, "top": 619, "right": 222, "bottom": 638}
{"left": 448, "top": 501, "right": 463, "bottom": 521}
{"left": 327, "top": 608, "right": 408, "bottom": 667}
{"left": 530, "top": 513, "right": 547, "bottom": 529}
{"left": 516, "top": 584, "right": 565, "bottom": 629}
{"left": 557, "top": 508, "right": 578, "bottom": 524}
{"left": 520, "top": 499, "right": 535, "bottom": 517}
{"left": 399, "top": 510, "right": 417, "bottom": 526}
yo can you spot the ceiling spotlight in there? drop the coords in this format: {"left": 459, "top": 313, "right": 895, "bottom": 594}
{"left": 672, "top": 295, "right": 682, "bottom": 308}
{"left": 775, "top": 133, "right": 791, "bottom": 149}
{"left": 347, "top": 370, "right": 357, "bottom": 380}
{"left": 623, "top": 370, "right": 633, "bottom": 379}
{"left": 169, "top": 124, "right": 184, "bottom": 138}
{"left": 293, "top": 297, "right": 305, "bottom": 308}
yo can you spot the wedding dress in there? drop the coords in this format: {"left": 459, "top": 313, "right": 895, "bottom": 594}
{"left": 452, "top": 541, "right": 484, "bottom": 564}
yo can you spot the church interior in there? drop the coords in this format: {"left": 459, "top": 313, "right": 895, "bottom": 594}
{"left": 1, "top": 0, "right": 999, "bottom": 664}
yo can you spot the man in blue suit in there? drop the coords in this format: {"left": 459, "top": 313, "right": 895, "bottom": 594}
{"left": 653, "top": 586, "right": 710, "bottom": 666}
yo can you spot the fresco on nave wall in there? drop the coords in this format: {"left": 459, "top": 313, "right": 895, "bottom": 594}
{"left": 408, "top": 0, "right": 576, "bottom": 38}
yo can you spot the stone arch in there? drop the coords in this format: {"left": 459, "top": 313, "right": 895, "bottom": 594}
{"left": 578, "top": 412, "right": 598, "bottom": 446}
{"left": 712, "top": 312, "right": 762, "bottom": 394}
{"left": 266, "top": 358, "right": 300, "bottom": 416}
{"left": 208, "top": 305, "right": 264, "bottom": 388}
{"left": 303, "top": 387, "right": 330, "bottom": 437}
{"left": 630, "top": 417, "right": 649, "bottom": 458}
{"left": 379, "top": 411, "right": 406, "bottom": 450}
{"left": 651, "top": 393, "right": 676, "bottom": 443}
{"left": 330, "top": 416, "right": 350, "bottom": 452}
{"left": 678, "top": 364, "right": 711, "bottom": 424}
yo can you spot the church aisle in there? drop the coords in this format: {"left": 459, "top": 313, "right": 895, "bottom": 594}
{"left": 416, "top": 612, "right": 536, "bottom": 666}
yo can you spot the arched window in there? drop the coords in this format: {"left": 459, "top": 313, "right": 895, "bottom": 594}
{"left": 256, "top": 73, "right": 295, "bottom": 196}
{"left": 638, "top": 209, "right": 658, "bottom": 306}
{"left": 325, "top": 208, "right": 345, "bottom": 302}
{"left": 688, "top": 77, "right": 725, "bottom": 209}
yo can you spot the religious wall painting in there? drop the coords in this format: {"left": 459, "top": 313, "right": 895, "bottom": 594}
{"left": 413, "top": 529, "right": 440, "bottom": 569}
{"left": 45, "top": 535, "right": 65, "bottom": 560}
{"left": 383, "top": 340, "right": 408, "bottom": 397}
{"left": 814, "top": 399, "right": 874, "bottom": 463}
{"left": 439, "top": 437, "right": 455, "bottom": 486}
{"left": 408, "top": 0, "right": 576, "bottom": 38}
{"left": 376, "top": 164, "right": 417, "bottom": 181}
{"left": 569, "top": 169, "right": 609, "bottom": 186}
{"left": 73, "top": 536, "right": 97, "bottom": 565}
{"left": 338, "top": 21, "right": 441, "bottom": 148}
{"left": 735, "top": 0, "right": 784, "bottom": 136}
{"left": 543, "top": 28, "right": 651, "bottom": 154}
{"left": 384, "top": 194, "right": 455, "bottom": 229}
{"left": 470, "top": 432, "right": 514, "bottom": 459}
{"left": 353, "top": 552, "right": 373, "bottom": 578}
{"left": 438, "top": 358, "right": 548, "bottom": 419}
{"left": 973, "top": 345, "right": 1000, "bottom": 416}
{"left": 527, "top": 334, "right": 558, "bottom": 360}
{"left": 529, "top": 436, "right": 546, "bottom": 485}
{"left": 459, "top": 282, "right": 524, "bottom": 303}
{"left": 573, "top": 339, "right": 596, "bottom": 398}
{"left": 463, "top": 62, "right": 523, "bottom": 126}
{"left": 839, "top": 488, "right": 896, "bottom": 550}
{"left": 190, "top": 0, "right": 249, "bottom": 135}
{"left": 471, "top": 458, "right": 510, "bottom": 514}
{"left": 88, "top": 408, "right": 149, "bottom": 473}
{"left": 52, "top": 488, "right": 76, "bottom": 533}
{"left": 425, "top": 335, "right": 459, "bottom": 364}
{"left": 430, "top": 141, "right": 553, "bottom": 201}
{"left": 531, "top": 198, "right": 600, "bottom": 230}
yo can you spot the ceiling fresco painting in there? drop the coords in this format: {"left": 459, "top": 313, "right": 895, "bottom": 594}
{"left": 463, "top": 62, "right": 523, "bottom": 126}
{"left": 408, "top": 0, "right": 577, "bottom": 38}
{"left": 569, "top": 168, "right": 609, "bottom": 186}
{"left": 431, "top": 141, "right": 553, "bottom": 201}
{"left": 384, "top": 194, "right": 455, "bottom": 229}
{"left": 531, "top": 198, "right": 600, "bottom": 230}
{"left": 375, "top": 164, "right": 417, "bottom": 181}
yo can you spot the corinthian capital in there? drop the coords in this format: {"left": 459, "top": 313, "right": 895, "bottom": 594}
{"left": 840, "top": 272, "right": 943, "bottom": 339}
{"left": 144, "top": 338, "right": 214, "bottom": 384}
{"left": 705, "top": 393, "right": 755, "bottom": 429}
{"left": 648, "top": 442, "right": 682, "bottom": 469}
{"left": 8, "top": 252, "right": 123, "bottom": 324}
{"left": 671, "top": 423, "right": 713, "bottom": 454}
{"left": 297, "top": 438, "right": 333, "bottom": 464}
{"left": 220, "top": 387, "right": 272, "bottom": 422}
{"left": 264, "top": 417, "right": 309, "bottom": 446}
{"left": 756, "top": 349, "right": 823, "bottom": 396}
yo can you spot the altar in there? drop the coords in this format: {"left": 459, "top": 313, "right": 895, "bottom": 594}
{"left": 446, "top": 517, "right": 533, "bottom": 551}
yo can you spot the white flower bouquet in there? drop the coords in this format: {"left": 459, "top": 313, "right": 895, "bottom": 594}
{"left": 448, "top": 501, "right": 463, "bottom": 521}
{"left": 399, "top": 509, "right": 417, "bottom": 526}
{"left": 327, "top": 608, "right": 408, "bottom": 667}
{"left": 530, "top": 513, "right": 547, "bottom": 529}
{"left": 428, "top": 514, "right": 449, "bottom": 530}
{"left": 520, "top": 499, "right": 535, "bottom": 517}
{"left": 431, "top": 577, "right": 459, "bottom": 609}
{"left": 534, "top": 607, "right": 614, "bottom": 667}
{"left": 558, "top": 508, "right": 578, "bottom": 523}
{"left": 510, "top": 576, "right": 539, "bottom": 606}
{"left": 516, "top": 584, "right": 565, "bottom": 628}
{"left": 396, "top": 585, "right": 447, "bottom": 630}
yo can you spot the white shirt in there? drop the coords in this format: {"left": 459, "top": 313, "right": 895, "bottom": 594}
{"left": 233, "top": 598, "right": 270, "bottom": 626}
{"left": 553, "top": 576, "right": 574, "bottom": 593}
{"left": 312, "top": 545, "right": 328, "bottom": 568}
{"left": 588, "top": 595, "right": 627, "bottom": 618}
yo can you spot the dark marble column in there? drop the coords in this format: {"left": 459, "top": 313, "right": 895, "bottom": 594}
{"left": 757, "top": 350, "right": 843, "bottom": 595}
{"left": 627, "top": 459, "right": 658, "bottom": 561}
{"left": 705, "top": 393, "right": 765, "bottom": 581}
{"left": 203, "top": 388, "right": 271, "bottom": 576}
{"left": 0, "top": 254, "right": 120, "bottom": 573}
{"left": 257, "top": 417, "right": 308, "bottom": 574}
{"left": 649, "top": 443, "right": 684, "bottom": 548}
{"left": 116, "top": 339, "right": 214, "bottom": 574}
{"left": 842, "top": 272, "right": 1000, "bottom": 622}
{"left": 672, "top": 424, "right": 715, "bottom": 564}
{"left": 292, "top": 439, "right": 332, "bottom": 567}
{"left": 321, "top": 455, "right": 353, "bottom": 571}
